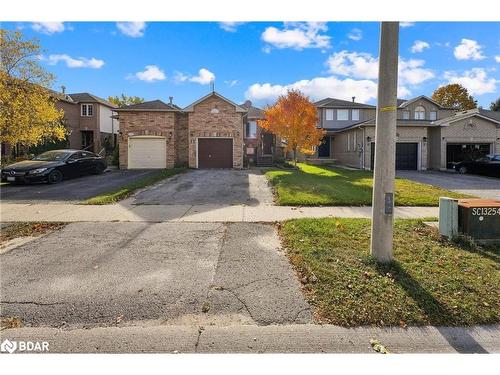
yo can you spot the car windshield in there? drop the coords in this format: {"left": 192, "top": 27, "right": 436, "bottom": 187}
{"left": 32, "top": 151, "right": 70, "bottom": 161}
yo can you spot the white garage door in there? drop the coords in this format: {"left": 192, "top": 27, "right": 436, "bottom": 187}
{"left": 128, "top": 137, "right": 166, "bottom": 169}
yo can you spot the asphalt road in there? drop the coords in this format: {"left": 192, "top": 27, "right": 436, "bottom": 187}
{"left": 397, "top": 170, "right": 500, "bottom": 201}
{"left": 132, "top": 169, "right": 274, "bottom": 206}
{"left": 0, "top": 222, "right": 311, "bottom": 328}
{"left": 0, "top": 169, "right": 158, "bottom": 204}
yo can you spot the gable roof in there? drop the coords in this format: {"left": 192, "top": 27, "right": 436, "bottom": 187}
{"left": 114, "top": 99, "right": 180, "bottom": 112}
{"left": 183, "top": 91, "right": 247, "bottom": 113}
{"left": 432, "top": 108, "right": 500, "bottom": 126}
{"left": 314, "top": 97, "right": 375, "bottom": 109}
{"left": 479, "top": 108, "right": 500, "bottom": 123}
{"left": 398, "top": 95, "right": 455, "bottom": 110}
{"left": 68, "top": 92, "right": 117, "bottom": 108}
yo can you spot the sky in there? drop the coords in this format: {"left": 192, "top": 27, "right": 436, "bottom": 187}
{"left": 2, "top": 21, "right": 500, "bottom": 108}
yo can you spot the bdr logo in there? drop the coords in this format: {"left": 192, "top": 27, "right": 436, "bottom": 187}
{"left": 1, "top": 339, "right": 49, "bottom": 353}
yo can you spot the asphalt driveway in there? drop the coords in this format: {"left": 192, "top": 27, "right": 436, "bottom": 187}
{"left": 397, "top": 170, "right": 500, "bottom": 201}
{"left": 132, "top": 169, "right": 274, "bottom": 206}
{"left": 0, "top": 169, "right": 158, "bottom": 204}
{"left": 0, "top": 222, "right": 311, "bottom": 328}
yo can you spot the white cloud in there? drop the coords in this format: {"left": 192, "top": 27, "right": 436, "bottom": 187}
{"left": 347, "top": 28, "right": 362, "bottom": 41}
{"left": 245, "top": 76, "right": 378, "bottom": 105}
{"left": 326, "top": 51, "right": 378, "bottom": 79}
{"left": 31, "top": 22, "right": 65, "bottom": 34}
{"left": 411, "top": 40, "right": 430, "bottom": 53}
{"left": 224, "top": 79, "right": 238, "bottom": 87}
{"left": 189, "top": 68, "right": 215, "bottom": 84}
{"left": 444, "top": 68, "right": 497, "bottom": 95}
{"left": 219, "top": 22, "right": 245, "bottom": 32}
{"left": 400, "top": 22, "right": 415, "bottom": 28}
{"left": 453, "top": 39, "right": 485, "bottom": 60}
{"left": 43, "top": 54, "right": 104, "bottom": 69}
{"left": 495, "top": 55, "right": 500, "bottom": 63}
{"left": 175, "top": 68, "right": 215, "bottom": 85}
{"left": 133, "top": 65, "right": 166, "bottom": 82}
{"left": 116, "top": 22, "right": 146, "bottom": 37}
{"left": 261, "top": 22, "right": 331, "bottom": 50}
{"left": 326, "top": 50, "right": 434, "bottom": 86}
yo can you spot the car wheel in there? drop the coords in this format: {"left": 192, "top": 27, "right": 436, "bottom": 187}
{"left": 93, "top": 164, "right": 105, "bottom": 174}
{"left": 458, "top": 166, "right": 468, "bottom": 174}
{"left": 47, "top": 169, "right": 63, "bottom": 184}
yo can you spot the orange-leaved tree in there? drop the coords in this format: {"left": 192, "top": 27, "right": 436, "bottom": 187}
{"left": 257, "top": 90, "right": 325, "bottom": 165}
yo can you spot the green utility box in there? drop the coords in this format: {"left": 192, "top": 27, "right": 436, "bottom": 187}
{"left": 458, "top": 199, "right": 500, "bottom": 244}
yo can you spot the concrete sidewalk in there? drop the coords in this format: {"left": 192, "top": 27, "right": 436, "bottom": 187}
{"left": 0, "top": 203, "right": 438, "bottom": 222}
{"left": 1, "top": 324, "right": 498, "bottom": 353}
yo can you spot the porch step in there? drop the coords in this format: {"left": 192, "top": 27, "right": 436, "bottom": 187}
{"left": 256, "top": 156, "right": 274, "bottom": 166}
{"left": 305, "top": 158, "right": 337, "bottom": 165}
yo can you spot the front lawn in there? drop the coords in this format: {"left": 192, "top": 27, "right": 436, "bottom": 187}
{"left": 280, "top": 218, "right": 499, "bottom": 326}
{"left": 266, "top": 163, "right": 472, "bottom": 206}
{"left": 81, "top": 168, "right": 185, "bottom": 205}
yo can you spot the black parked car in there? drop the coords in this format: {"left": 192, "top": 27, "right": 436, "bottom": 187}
{"left": 453, "top": 154, "right": 500, "bottom": 178}
{"left": 1, "top": 149, "right": 107, "bottom": 184}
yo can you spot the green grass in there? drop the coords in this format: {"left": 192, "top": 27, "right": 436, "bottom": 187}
{"left": 280, "top": 218, "right": 500, "bottom": 327}
{"left": 81, "top": 168, "right": 185, "bottom": 205}
{"left": 266, "top": 163, "right": 472, "bottom": 206}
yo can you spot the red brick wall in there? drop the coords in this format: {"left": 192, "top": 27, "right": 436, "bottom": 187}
{"left": 117, "top": 111, "right": 176, "bottom": 169}
{"left": 175, "top": 113, "right": 189, "bottom": 167}
{"left": 187, "top": 96, "right": 244, "bottom": 168}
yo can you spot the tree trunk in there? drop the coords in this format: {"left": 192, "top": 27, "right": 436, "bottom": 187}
{"left": 293, "top": 147, "right": 297, "bottom": 166}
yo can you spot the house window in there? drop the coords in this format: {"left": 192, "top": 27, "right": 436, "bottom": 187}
{"left": 337, "top": 109, "right": 349, "bottom": 121}
{"left": 325, "top": 109, "right": 334, "bottom": 121}
{"left": 429, "top": 111, "right": 437, "bottom": 121}
{"left": 81, "top": 104, "right": 93, "bottom": 117}
{"left": 403, "top": 110, "right": 410, "bottom": 120}
{"left": 414, "top": 106, "right": 425, "bottom": 120}
{"left": 352, "top": 109, "right": 360, "bottom": 121}
{"left": 352, "top": 131, "right": 357, "bottom": 150}
{"left": 246, "top": 121, "right": 257, "bottom": 138}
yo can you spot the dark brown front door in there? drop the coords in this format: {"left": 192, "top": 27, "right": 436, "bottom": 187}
{"left": 81, "top": 131, "right": 94, "bottom": 152}
{"left": 198, "top": 138, "right": 233, "bottom": 168}
{"left": 262, "top": 132, "right": 273, "bottom": 155}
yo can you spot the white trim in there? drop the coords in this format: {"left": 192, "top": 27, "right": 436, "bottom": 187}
{"left": 81, "top": 103, "right": 93, "bottom": 117}
{"left": 195, "top": 137, "right": 234, "bottom": 169}
{"left": 398, "top": 95, "right": 449, "bottom": 109}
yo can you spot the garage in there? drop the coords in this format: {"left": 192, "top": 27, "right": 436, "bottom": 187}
{"left": 197, "top": 138, "right": 233, "bottom": 168}
{"left": 128, "top": 136, "right": 166, "bottom": 169}
{"left": 446, "top": 143, "right": 491, "bottom": 169}
{"left": 371, "top": 142, "right": 418, "bottom": 170}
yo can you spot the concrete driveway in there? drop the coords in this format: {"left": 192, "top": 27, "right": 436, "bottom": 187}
{"left": 397, "top": 170, "right": 500, "bottom": 201}
{"left": 0, "top": 222, "right": 311, "bottom": 328}
{"left": 0, "top": 169, "right": 158, "bottom": 204}
{"left": 132, "top": 169, "right": 274, "bottom": 206}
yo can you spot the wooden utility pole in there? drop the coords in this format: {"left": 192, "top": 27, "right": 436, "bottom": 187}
{"left": 370, "top": 22, "right": 400, "bottom": 263}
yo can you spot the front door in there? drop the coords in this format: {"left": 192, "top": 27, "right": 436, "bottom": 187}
{"left": 318, "top": 136, "right": 331, "bottom": 158}
{"left": 262, "top": 132, "right": 273, "bottom": 155}
{"left": 81, "top": 131, "right": 94, "bottom": 152}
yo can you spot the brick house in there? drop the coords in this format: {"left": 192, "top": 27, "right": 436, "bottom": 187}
{"left": 313, "top": 95, "right": 500, "bottom": 171}
{"left": 1, "top": 89, "right": 119, "bottom": 159}
{"left": 241, "top": 100, "right": 284, "bottom": 166}
{"left": 115, "top": 92, "right": 247, "bottom": 169}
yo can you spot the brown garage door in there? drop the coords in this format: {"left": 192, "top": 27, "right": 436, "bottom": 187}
{"left": 198, "top": 138, "right": 233, "bottom": 168}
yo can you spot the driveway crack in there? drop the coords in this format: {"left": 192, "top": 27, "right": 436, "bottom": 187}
{"left": 1, "top": 301, "right": 65, "bottom": 306}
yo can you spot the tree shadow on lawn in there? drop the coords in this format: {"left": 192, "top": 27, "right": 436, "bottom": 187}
{"left": 374, "top": 260, "right": 489, "bottom": 353}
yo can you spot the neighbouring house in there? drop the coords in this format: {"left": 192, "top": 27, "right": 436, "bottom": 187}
{"left": 241, "top": 100, "right": 284, "bottom": 166}
{"left": 0, "top": 88, "right": 119, "bottom": 159}
{"left": 60, "top": 92, "right": 119, "bottom": 154}
{"left": 314, "top": 95, "right": 500, "bottom": 171}
{"left": 115, "top": 91, "right": 247, "bottom": 169}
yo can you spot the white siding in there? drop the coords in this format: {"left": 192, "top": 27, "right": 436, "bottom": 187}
{"left": 99, "top": 105, "right": 119, "bottom": 134}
